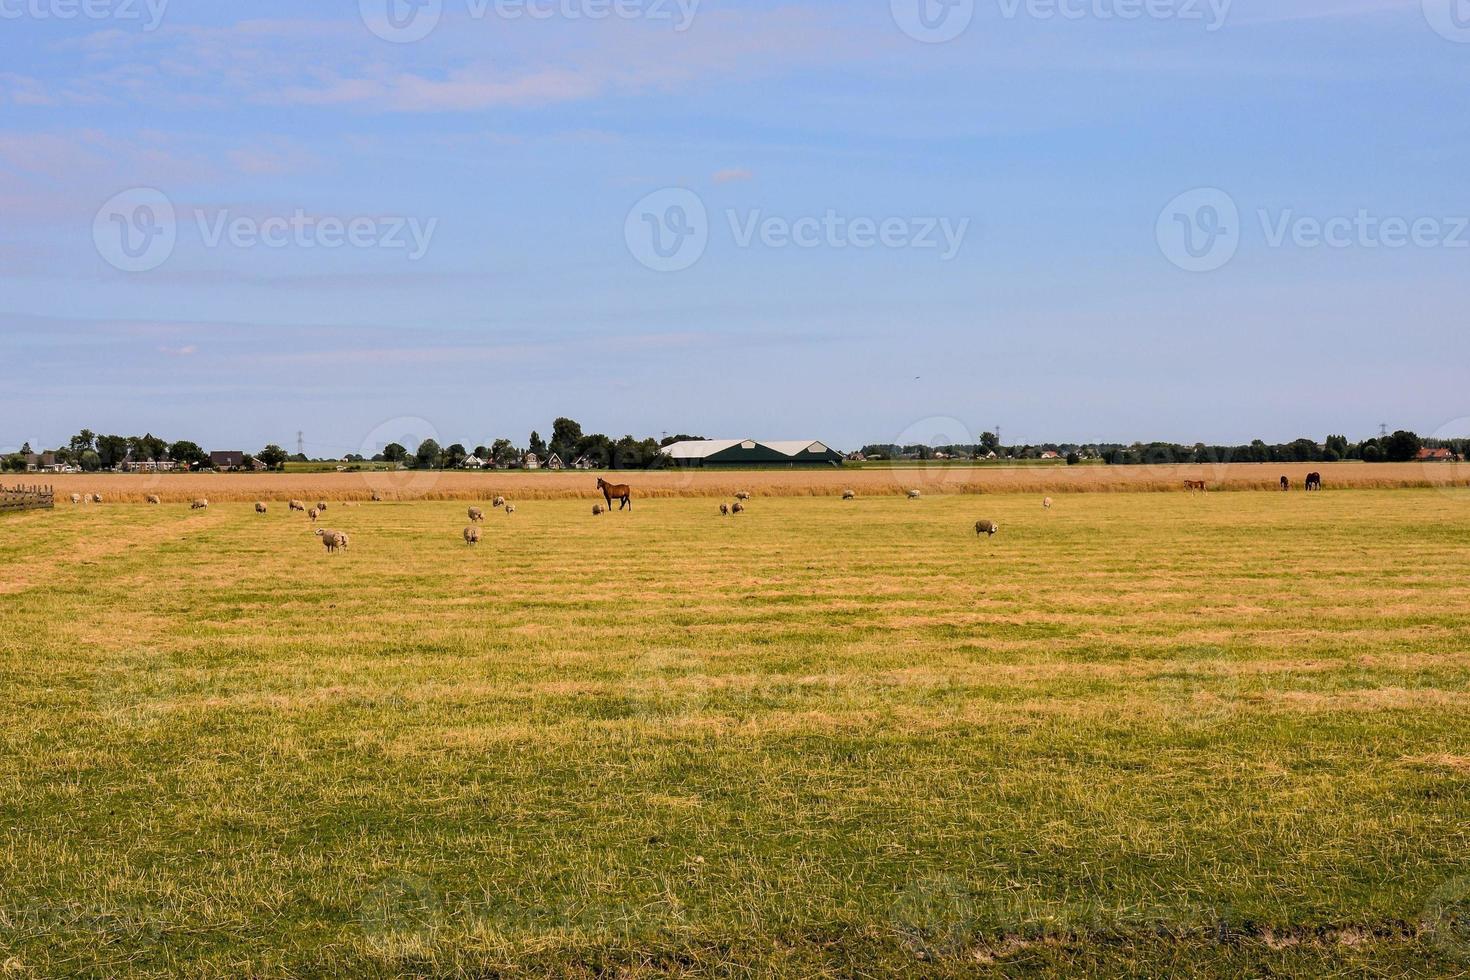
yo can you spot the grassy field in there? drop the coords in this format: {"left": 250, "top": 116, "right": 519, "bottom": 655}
{"left": 2, "top": 489, "right": 1469, "bottom": 976}
{"left": 29, "top": 459, "right": 1470, "bottom": 503}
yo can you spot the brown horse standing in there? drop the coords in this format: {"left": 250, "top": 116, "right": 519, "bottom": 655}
{"left": 597, "top": 478, "right": 632, "bottom": 511}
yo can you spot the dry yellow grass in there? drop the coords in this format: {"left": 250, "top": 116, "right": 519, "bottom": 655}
{"left": 30, "top": 460, "right": 1470, "bottom": 503}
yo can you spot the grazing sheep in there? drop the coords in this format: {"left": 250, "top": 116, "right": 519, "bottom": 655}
{"left": 308, "top": 508, "right": 320, "bottom": 522}
{"left": 314, "top": 528, "right": 342, "bottom": 553}
{"left": 975, "top": 520, "right": 1000, "bottom": 537}
{"left": 190, "top": 498, "right": 208, "bottom": 510}
{"left": 468, "top": 506, "right": 485, "bottom": 522}
{"left": 1043, "top": 497, "right": 1053, "bottom": 510}
{"left": 731, "top": 501, "right": 744, "bottom": 514}
{"left": 70, "top": 493, "right": 81, "bottom": 505}
{"left": 289, "top": 500, "right": 306, "bottom": 512}
{"left": 593, "top": 504, "right": 604, "bottom": 516}
{"left": 734, "top": 491, "right": 751, "bottom": 501}
{"left": 493, "top": 496, "right": 505, "bottom": 509}
{"left": 316, "top": 501, "right": 328, "bottom": 512}
{"left": 371, "top": 492, "right": 383, "bottom": 502}
{"left": 337, "top": 532, "right": 350, "bottom": 551}
{"left": 255, "top": 502, "right": 268, "bottom": 514}
{"left": 90, "top": 494, "right": 103, "bottom": 504}
{"left": 505, "top": 504, "right": 516, "bottom": 515}
{"left": 907, "top": 489, "right": 922, "bottom": 500}
{"left": 464, "top": 525, "right": 481, "bottom": 545}
{"left": 720, "top": 503, "right": 729, "bottom": 516}
{"left": 842, "top": 489, "right": 856, "bottom": 500}
{"left": 147, "top": 495, "right": 161, "bottom": 505}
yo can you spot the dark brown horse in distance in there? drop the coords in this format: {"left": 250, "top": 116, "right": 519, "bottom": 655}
{"left": 1184, "top": 480, "right": 1208, "bottom": 493}
{"left": 1280, "top": 476, "right": 1290, "bottom": 491}
{"left": 1305, "top": 472, "right": 1323, "bottom": 492}
{"left": 597, "top": 478, "right": 632, "bottom": 511}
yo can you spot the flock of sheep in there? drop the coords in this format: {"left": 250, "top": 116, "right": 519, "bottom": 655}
{"left": 66, "top": 485, "right": 1018, "bottom": 548}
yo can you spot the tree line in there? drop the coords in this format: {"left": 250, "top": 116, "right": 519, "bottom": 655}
{"left": 370, "top": 419, "right": 706, "bottom": 470}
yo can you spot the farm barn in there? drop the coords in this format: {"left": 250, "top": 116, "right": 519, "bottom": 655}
{"left": 662, "top": 439, "right": 844, "bottom": 468}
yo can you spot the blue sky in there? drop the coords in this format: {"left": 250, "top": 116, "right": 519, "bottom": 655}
{"left": 2, "top": 0, "right": 1468, "bottom": 456}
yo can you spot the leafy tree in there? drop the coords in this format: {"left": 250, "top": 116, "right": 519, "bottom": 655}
{"left": 528, "top": 431, "right": 547, "bottom": 457}
{"left": 550, "top": 417, "right": 583, "bottom": 459}
{"left": 659, "top": 433, "right": 705, "bottom": 447}
{"left": 1066, "top": 451, "right": 1080, "bottom": 466}
{"left": 1384, "top": 430, "right": 1422, "bottom": 463}
{"left": 69, "top": 430, "right": 96, "bottom": 457}
{"left": 444, "top": 443, "right": 468, "bottom": 468}
{"left": 491, "top": 439, "right": 516, "bottom": 466}
{"left": 382, "top": 443, "right": 408, "bottom": 463}
{"left": 2, "top": 454, "right": 26, "bottom": 472}
{"left": 257, "top": 444, "right": 289, "bottom": 469}
{"left": 472, "top": 445, "right": 489, "bottom": 461}
{"left": 95, "top": 434, "right": 129, "bottom": 469}
{"left": 19, "top": 442, "right": 31, "bottom": 455}
{"left": 414, "top": 439, "right": 442, "bottom": 469}
{"left": 79, "top": 450, "right": 102, "bottom": 472}
{"left": 1325, "top": 434, "right": 1350, "bottom": 458}
{"left": 169, "top": 441, "right": 208, "bottom": 469}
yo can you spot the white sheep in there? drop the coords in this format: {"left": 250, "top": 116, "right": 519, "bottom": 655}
{"left": 731, "top": 501, "right": 744, "bottom": 514}
{"left": 493, "top": 496, "right": 506, "bottom": 509}
{"left": 316, "top": 501, "right": 328, "bottom": 512}
{"left": 308, "top": 508, "right": 320, "bottom": 522}
{"left": 314, "top": 528, "right": 342, "bottom": 552}
{"left": 505, "top": 503, "right": 516, "bottom": 515}
{"left": 190, "top": 498, "right": 209, "bottom": 510}
{"left": 842, "top": 489, "right": 856, "bottom": 500}
{"left": 1043, "top": 497, "right": 1053, "bottom": 510}
{"left": 146, "top": 494, "right": 161, "bottom": 505}
{"left": 735, "top": 491, "right": 751, "bottom": 501}
{"left": 720, "top": 503, "right": 729, "bottom": 516}
{"left": 975, "top": 520, "right": 1000, "bottom": 537}
{"left": 289, "top": 500, "right": 306, "bottom": 512}
{"left": 255, "top": 502, "right": 268, "bottom": 514}
{"left": 90, "top": 493, "right": 103, "bottom": 504}
{"left": 337, "top": 531, "right": 350, "bottom": 551}
{"left": 468, "top": 506, "right": 485, "bottom": 522}
{"left": 70, "top": 493, "right": 81, "bottom": 505}
{"left": 371, "top": 492, "right": 383, "bottom": 502}
{"left": 593, "top": 504, "right": 604, "bottom": 516}
{"left": 464, "top": 525, "right": 481, "bottom": 545}
{"left": 907, "top": 489, "right": 921, "bottom": 500}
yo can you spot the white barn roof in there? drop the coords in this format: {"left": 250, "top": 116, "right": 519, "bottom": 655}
{"left": 661, "top": 439, "right": 834, "bottom": 459}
